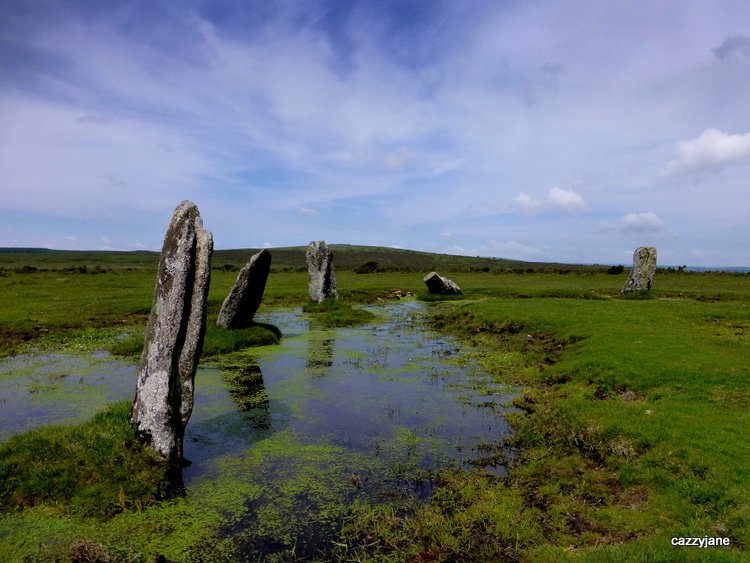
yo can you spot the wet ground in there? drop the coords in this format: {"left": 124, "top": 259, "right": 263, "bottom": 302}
{"left": 0, "top": 300, "right": 517, "bottom": 558}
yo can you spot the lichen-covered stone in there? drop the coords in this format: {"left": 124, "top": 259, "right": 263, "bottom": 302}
{"left": 217, "top": 249, "right": 272, "bottom": 328}
{"left": 622, "top": 246, "right": 657, "bottom": 292}
{"left": 423, "top": 271, "right": 462, "bottom": 295}
{"left": 306, "top": 241, "right": 337, "bottom": 303}
{"left": 131, "top": 201, "right": 213, "bottom": 461}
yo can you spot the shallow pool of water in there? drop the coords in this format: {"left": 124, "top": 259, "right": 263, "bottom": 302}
{"left": 0, "top": 300, "right": 517, "bottom": 558}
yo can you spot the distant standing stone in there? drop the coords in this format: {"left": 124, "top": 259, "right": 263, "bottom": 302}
{"left": 622, "top": 246, "right": 657, "bottom": 292}
{"left": 217, "top": 249, "right": 272, "bottom": 328}
{"left": 424, "top": 271, "right": 462, "bottom": 295}
{"left": 306, "top": 241, "right": 337, "bottom": 302}
{"left": 131, "top": 201, "right": 213, "bottom": 462}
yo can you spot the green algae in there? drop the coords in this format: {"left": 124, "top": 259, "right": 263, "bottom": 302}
{"left": 1, "top": 300, "right": 518, "bottom": 560}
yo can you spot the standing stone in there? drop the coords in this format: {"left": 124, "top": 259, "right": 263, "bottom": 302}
{"left": 306, "top": 241, "right": 337, "bottom": 303}
{"left": 423, "top": 271, "right": 462, "bottom": 295}
{"left": 622, "top": 246, "right": 657, "bottom": 292}
{"left": 131, "top": 201, "right": 213, "bottom": 462}
{"left": 217, "top": 249, "right": 272, "bottom": 328}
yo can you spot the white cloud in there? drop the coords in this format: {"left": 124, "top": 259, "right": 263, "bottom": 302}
{"left": 515, "top": 192, "right": 542, "bottom": 213}
{"left": 299, "top": 207, "right": 320, "bottom": 217}
{"left": 622, "top": 212, "right": 664, "bottom": 232}
{"left": 662, "top": 128, "right": 750, "bottom": 176}
{"left": 547, "top": 187, "right": 587, "bottom": 214}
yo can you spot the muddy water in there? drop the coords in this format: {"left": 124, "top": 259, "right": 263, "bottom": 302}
{"left": 0, "top": 300, "right": 516, "bottom": 558}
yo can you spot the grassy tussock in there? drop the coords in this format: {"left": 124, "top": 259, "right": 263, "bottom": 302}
{"left": 0, "top": 401, "right": 171, "bottom": 519}
{"left": 302, "top": 298, "right": 376, "bottom": 327}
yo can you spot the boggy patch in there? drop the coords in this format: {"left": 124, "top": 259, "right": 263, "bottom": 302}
{"left": 430, "top": 308, "right": 579, "bottom": 386}
{"left": 2, "top": 300, "right": 520, "bottom": 560}
{"left": 706, "top": 317, "right": 750, "bottom": 339}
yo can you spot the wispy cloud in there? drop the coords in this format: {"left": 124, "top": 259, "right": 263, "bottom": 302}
{"left": 599, "top": 212, "right": 665, "bottom": 234}
{"left": 0, "top": 1, "right": 748, "bottom": 266}
{"left": 515, "top": 187, "right": 587, "bottom": 215}
{"left": 622, "top": 212, "right": 664, "bottom": 232}
{"left": 547, "top": 187, "right": 587, "bottom": 214}
{"left": 515, "top": 193, "right": 542, "bottom": 214}
{"left": 712, "top": 34, "right": 750, "bottom": 61}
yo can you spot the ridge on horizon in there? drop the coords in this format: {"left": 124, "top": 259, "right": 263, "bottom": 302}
{"left": 0, "top": 245, "right": 748, "bottom": 272}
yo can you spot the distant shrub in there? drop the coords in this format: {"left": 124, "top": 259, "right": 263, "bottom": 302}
{"left": 354, "top": 260, "right": 382, "bottom": 274}
{"left": 607, "top": 265, "right": 625, "bottom": 275}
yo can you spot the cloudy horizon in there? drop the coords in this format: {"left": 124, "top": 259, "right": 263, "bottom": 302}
{"left": 2, "top": 1, "right": 749, "bottom": 266}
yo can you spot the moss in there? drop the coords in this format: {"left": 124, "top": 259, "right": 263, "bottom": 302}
{"left": 0, "top": 401, "right": 172, "bottom": 518}
{"left": 302, "top": 298, "right": 376, "bottom": 327}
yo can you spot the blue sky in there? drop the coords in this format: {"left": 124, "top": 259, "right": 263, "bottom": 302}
{"left": 1, "top": 0, "right": 750, "bottom": 266}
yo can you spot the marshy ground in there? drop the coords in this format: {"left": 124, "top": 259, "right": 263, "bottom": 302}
{"left": 1, "top": 254, "right": 749, "bottom": 561}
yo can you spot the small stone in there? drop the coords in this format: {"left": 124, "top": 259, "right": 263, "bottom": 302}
{"left": 622, "top": 246, "right": 657, "bottom": 292}
{"left": 306, "top": 241, "right": 337, "bottom": 303}
{"left": 131, "top": 201, "right": 213, "bottom": 462}
{"left": 217, "top": 249, "right": 272, "bottom": 328}
{"left": 423, "top": 271, "right": 462, "bottom": 295}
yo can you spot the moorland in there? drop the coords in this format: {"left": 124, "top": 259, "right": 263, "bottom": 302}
{"left": 0, "top": 246, "right": 748, "bottom": 561}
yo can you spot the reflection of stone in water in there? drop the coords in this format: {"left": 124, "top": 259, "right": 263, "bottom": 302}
{"left": 306, "top": 328, "right": 336, "bottom": 378}
{"left": 223, "top": 362, "right": 270, "bottom": 429}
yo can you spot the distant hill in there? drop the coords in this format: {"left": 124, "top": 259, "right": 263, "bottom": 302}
{"left": 0, "top": 245, "right": 583, "bottom": 272}
{"left": 212, "top": 245, "right": 552, "bottom": 272}
{"left": 4, "top": 245, "right": 742, "bottom": 273}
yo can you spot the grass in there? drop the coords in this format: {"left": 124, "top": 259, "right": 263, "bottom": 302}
{"left": 337, "top": 294, "right": 750, "bottom": 560}
{"left": 1, "top": 253, "right": 749, "bottom": 560}
{"left": 302, "top": 297, "right": 377, "bottom": 327}
{"left": 109, "top": 323, "right": 281, "bottom": 359}
{"left": 0, "top": 401, "right": 172, "bottom": 519}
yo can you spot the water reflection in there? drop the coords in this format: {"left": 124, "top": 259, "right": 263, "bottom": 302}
{"left": 222, "top": 360, "right": 271, "bottom": 430}
{"left": 305, "top": 325, "right": 336, "bottom": 378}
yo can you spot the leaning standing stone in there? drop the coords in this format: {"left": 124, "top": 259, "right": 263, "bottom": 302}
{"left": 424, "top": 271, "right": 462, "bottom": 295}
{"left": 217, "top": 249, "right": 272, "bottom": 328}
{"left": 622, "top": 246, "right": 657, "bottom": 292}
{"left": 306, "top": 240, "right": 337, "bottom": 303}
{"left": 131, "top": 201, "right": 213, "bottom": 462}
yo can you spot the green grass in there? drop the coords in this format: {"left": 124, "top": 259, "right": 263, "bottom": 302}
{"left": 338, "top": 294, "right": 750, "bottom": 560}
{"left": 202, "top": 322, "right": 281, "bottom": 356}
{"left": 0, "top": 401, "right": 171, "bottom": 519}
{"left": 302, "top": 297, "right": 377, "bottom": 327}
{"left": 1, "top": 256, "right": 750, "bottom": 560}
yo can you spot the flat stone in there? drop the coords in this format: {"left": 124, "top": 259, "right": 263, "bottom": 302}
{"left": 131, "top": 201, "right": 213, "bottom": 462}
{"left": 306, "top": 240, "right": 337, "bottom": 303}
{"left": 622, "top": 246, "right": 657, "bottom": 292}
{"left": 423, "top": 271, "right": 462, "bottom": 295}
{"left": 217, "top": 249, "right": 272, "bottom": 328}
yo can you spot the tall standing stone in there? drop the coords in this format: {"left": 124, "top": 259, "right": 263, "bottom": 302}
{"left": 306, "top": 241, "right": 337, "bottom": 303}
{"left": 622, "top": 246, "right": 657, "bottom": 292}
{"left": 424, "top": 271, "right": 462, "bottom": 295}
{"left": 131, "top": 201, "right": 213, "bottom": 462}
{"left": 217, "top": 249, "right": 272, "bottom": 328}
